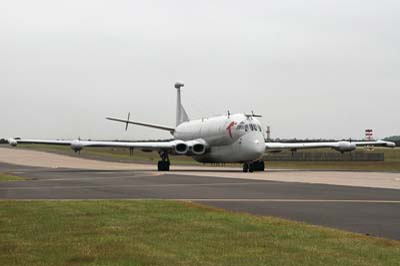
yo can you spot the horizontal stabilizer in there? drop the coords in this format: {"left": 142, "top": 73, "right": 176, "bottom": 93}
{"left": 106, "top": 116, "right": 175, "bottom": 133}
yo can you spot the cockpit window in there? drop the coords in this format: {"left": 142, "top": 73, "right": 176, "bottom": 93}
{"left": 237, "top": 122, "right": 262, "bottom": 133}
{"left": 236, "top": 121, "right": 244, "bottom": 130}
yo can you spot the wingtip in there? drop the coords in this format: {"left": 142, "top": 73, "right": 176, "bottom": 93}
{"left": 388, "top": 141, "right": 396, "bottom": 148}
{"left": 379, "top": 140, "right": 396, "bottom": 147}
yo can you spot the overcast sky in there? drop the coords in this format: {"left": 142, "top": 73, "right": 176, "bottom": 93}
{"left": 1, "top": 0, "right": 399, "bottom": 140}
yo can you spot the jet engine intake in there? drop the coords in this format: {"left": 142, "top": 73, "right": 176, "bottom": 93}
{"left": 191, "top": 143, "right": 206, "bottom": 155}
{"left": 174, "top": 142, "right": 189, "bottom": 155}
{"left": 186, "top": 139, "right": 208, "bottom": 155}
{"left": 70, "top": 140, "right": 84, "bottom": 153}
{"left": 172, "top": 140, "right": 207, "bottom": 155}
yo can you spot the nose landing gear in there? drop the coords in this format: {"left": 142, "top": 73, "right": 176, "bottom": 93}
{"left": 158, "top": 150, "right": 170, "bottom": 171}
{"left": 243, "top": 160, "right": 265, "bottom": 173}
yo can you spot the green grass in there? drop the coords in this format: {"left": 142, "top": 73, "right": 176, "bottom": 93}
{"left": 0, "top": 173, "right": 25, "bottom": 182}
{"left": 0, "top": 200, "right": 399, "bottom": 266}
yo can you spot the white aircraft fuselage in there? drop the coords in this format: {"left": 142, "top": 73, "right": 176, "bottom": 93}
{"left": 174, "top": 114, "right": 266, "bottom": 163}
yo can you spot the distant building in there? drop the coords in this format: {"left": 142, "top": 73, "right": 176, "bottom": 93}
{"left": 365, "top": 129, "right": 374, "bottom": 151}
{"left": 365, "top": 129, "right": 373, "bottom": 141}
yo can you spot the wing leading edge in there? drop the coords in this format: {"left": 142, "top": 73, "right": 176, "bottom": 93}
{"left": 7, "top": 138, "right": 186, "bottom": 153}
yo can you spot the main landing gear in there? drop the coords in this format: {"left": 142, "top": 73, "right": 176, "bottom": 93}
{"left": 158, "top": 150, "right": 170, "bottom": 171}
{"left": 243, "top": 160, "right": 265, "bottom": 173}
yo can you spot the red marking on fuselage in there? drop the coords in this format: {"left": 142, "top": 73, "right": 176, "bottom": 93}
{"left": 226, "top": 121, "right": 237, "bottom": 138}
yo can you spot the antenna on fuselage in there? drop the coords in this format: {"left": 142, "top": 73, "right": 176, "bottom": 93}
{"left": 245, "top": 111, "right": 262, "bottom": 118}
{"left": 175, "top": 81, "right": 190, "bottom": 126}
{"left": 125, "top": 112, "right": 130, "bottom": 131}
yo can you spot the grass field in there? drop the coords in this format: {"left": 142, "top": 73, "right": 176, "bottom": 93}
{"left": 0, "top": 173, "right": 25, "bottom": 182}
{"left": 1, "top": 200, "right": 399, "bottom": 266}
{"left": 11, "top": 144, "right": 400, "bottom": 172}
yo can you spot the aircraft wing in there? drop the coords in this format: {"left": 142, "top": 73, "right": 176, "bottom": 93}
{"left": 7, "top": 139, "right": 72, "bottom": 146}
{"left": 7, "top": 138, "right": 189, "bottom": 154}
{"left": 265, "top": 140, "right": 395, "bottom": 153}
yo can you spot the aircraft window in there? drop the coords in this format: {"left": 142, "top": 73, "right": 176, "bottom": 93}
{"left": 245, "top": 125, "right": 249, "bottom": 132}
{"left": 237, "top": 125, "right": 243, "bottom": 130}
{"left": 250, "top": 124, "right": 255, "bottom": 131}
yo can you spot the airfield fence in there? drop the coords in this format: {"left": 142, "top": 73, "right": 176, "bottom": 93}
{"left": 264, "top": 152, "right": 384, "bottom": 161}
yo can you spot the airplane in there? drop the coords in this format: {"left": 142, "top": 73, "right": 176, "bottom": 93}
{"left": 7, "top": 82, "right": 396, "bottom": 172}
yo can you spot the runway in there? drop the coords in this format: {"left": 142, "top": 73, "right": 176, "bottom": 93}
{"left": 1, "top": 147, "right": 400, "bottom": 240}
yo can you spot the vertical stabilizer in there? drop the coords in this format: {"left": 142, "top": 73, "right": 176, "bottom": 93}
{"left": 175, "top": 82, "right": 190, "bottom": 126}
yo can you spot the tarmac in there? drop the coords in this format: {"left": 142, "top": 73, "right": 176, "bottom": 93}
{"left": 1, "top": 147, "right": 400, "bottom": 240}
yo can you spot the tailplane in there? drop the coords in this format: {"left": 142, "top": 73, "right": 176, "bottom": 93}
{"left": 175, "top": 81, "right": 190, "bottom": 126}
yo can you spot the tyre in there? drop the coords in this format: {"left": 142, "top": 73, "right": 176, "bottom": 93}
{"left": 249, "top": 163, "right": 254, "bottom": 173}
{"left": 157, "top": 161, "right": 170, "bottom": 171}
{"left": 258, "top": 161, "right": 265, "bottom": 171}
{"left": 243, "top": 163, "right": 249, "bottom": 172}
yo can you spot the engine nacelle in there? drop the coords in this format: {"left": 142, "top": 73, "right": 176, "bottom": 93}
{"left": 192, "top": 143, "right": 206, "bottom": 155}
{"left": 333, "top": 141, "right": 356, "bottom": 153}
{"left": 8, "top": 138, "right": 18, "bottom": 147}
{"left": 70, "top": 140, "right": 84, "bottom": 152}
{"left": 186, "top": 140, "right": 207, "bottom": 155}
{"left": 173, "top": 140, "right": 207, "bottom": 155}
{"left": 174, "top": 142, "right": 189, "bottom": 155}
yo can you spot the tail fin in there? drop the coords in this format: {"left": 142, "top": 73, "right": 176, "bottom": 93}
{"left": 175, "top": 82, "right": 190, "bottom": 126}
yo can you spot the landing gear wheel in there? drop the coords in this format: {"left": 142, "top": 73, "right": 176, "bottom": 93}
{"left": 158, "top": 150, "right": 170, "bottom": 171}
{"left": 248, "top": 163, "right": 254, "bottom": 173}
{"left": 243, "top": 161, "right": 265, "bottom": 173}
{"left": 243, "top": 163, "right": 254, "bottom": 173}
{"left": 157, "top": 161, "right": 170, "bottom": 171}
{"left": 243, "top": 163, "right": 249, "bottom": 172}
{"left": 254, "top": 160, "right": 265, "bottom": 171}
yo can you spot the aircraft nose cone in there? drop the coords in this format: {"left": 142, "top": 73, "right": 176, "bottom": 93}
{"left": 253, "top": 138, "right": 265, "bottom": 156}
{"left": 240, "top": 133, "right": 265, "bottom": 161}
